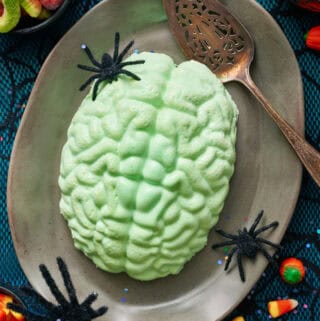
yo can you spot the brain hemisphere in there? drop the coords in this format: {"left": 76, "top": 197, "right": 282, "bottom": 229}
{"left": 59, "top": 52, "right": 238, "bottom": 281}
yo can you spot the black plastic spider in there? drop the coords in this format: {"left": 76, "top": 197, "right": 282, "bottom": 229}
{"left": 8, "top": 257, "right": 107, "bottom": 321}
{"left": 78, "top": 32, "right": 145, "bottom": 101}
{"left": 212, "top": 210, "right": 281, "bottom": 282}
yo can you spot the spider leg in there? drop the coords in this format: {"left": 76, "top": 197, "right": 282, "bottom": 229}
{"left": 224, "top": 247, "right": 237, "bottom": 271}
{"left": 237, "top": 252, "right": 245, "bottom": 282}
{"left": 77, "top": 65, "right": 101, "bottom": 73}
{"left": 113, "top": 32, "right": 120, "bottom": 61}
{"left": 39, "top": 263, "right": 69, "bottom": 307}
{"left": 249, "top": 210, "right": 264, "bottom": 234}
{"left": 89, "top": 306, "right": 108, "bottom": 318}
{"left": 82, "top": 45, "right": 103, "bottom": 68}
{"left": 92, "top": 79, "right": 104, "bottom": 101}
{"left": 215, "top": 229, "right": 237, "bottom": 240}
{"left": 254, "top": 221, "right": 279, "bottom": 236}
{"left": 254, "top": 243, "right": 277, "bottom": 267}
{"left": 79, "top": 74, "right": 101, "bottom": 91}
{"left": 20, "top": 286, "right": 56, "bottom": 310}
{"left": 7, "top": 303, "right": 45, "bottom": 321}
{"left": 118, "top": 69, "right": 141, "bottom": 80}
{"left": 211, "top": 240, "right": 237, "bottom": 249}
{"left": 117, "top": 40, "right": 134, "bottom": 63}
{"left": 82, "top": 292, "right": 98, "bottom": 307}
{"left": 118, "top": 60, "right": 145, "bottom": 68}
{"left": 57, "top": 257, "right": 78, "bottom": 305}
{"left": 256, "top": 237, "right": 282, "bottom": 250}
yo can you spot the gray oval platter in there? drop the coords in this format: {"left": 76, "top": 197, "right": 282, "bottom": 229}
{"left": 7, "top": 0, "right": 304, "bottom": 320}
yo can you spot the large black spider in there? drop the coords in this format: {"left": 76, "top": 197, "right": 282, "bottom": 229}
{"left": 212, "top": 210, "right": 281, "bottom": 282}
{"left": 7, "top": 257, "right": 107, "bottom": 321}
{"left": 78, "top": 32, "right": 145, "bottom": 101}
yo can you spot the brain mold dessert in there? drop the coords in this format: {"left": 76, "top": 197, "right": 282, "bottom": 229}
{"left": 59, "top": 51, "right": 238, "bottom": 281}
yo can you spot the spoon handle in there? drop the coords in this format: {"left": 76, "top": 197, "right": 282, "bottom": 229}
{"left": 239, "top": 69, "right": 320, "bottom": 186}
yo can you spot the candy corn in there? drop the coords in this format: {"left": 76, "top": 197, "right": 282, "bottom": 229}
{"left": 268, "top": 299, "right": 298, "bottom": 318}
{"left": 232, "top": 317, "right": 245, "bottom": 321}
{"left": 305, "top": 26, "right": 320, "bottom": 51}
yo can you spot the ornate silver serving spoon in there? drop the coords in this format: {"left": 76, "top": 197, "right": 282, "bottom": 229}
{"left": 163, "top": 0, "right": 320, "bottom": 187}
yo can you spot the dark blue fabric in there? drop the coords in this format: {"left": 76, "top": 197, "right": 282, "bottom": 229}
{"left": 0, "top": 0, "right": 319, "bottom": 320}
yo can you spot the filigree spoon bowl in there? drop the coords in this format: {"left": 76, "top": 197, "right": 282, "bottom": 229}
{"left": 163, "top": 0, "right": 320, "bottom": 187}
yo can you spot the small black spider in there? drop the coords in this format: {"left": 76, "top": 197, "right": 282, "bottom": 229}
{"left": 212, "top": 210, "right": 281, "bottom": 282}
{"left": 8, "top": 257, "right": 107, "bottom": 321}
{"left": 78, "top": 32, "right": 145, "bottom": 101}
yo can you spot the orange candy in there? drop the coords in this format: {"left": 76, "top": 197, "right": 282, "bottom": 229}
{"left": 280, "top": 257, "right": 305, "bottom": 284}
{"left": 296, "top": 0, "right": 320, "bottom": 12}
{"left": 0, "top": 311, "right": 6, "bottom": 321}
{"left": 0, "top": 293, "right": 12, "bottom": 307}
{"left": 9, "top": 310, "right": 24, "bottom": 321}
{"left": 232, "top": 317, "right": 245, "bottom": 321}
{"left": 268, "top": 299, "right": 298, "bottom": 318}
{"left": 305, "top": 26, "right": 320, "bottom": 51}
{"left": 0, "top": 293, "right": 24, "bottom": 321}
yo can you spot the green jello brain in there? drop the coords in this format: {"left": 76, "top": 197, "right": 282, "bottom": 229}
{"left": 59, "top": 52, "right": 238, "bottom": 281}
